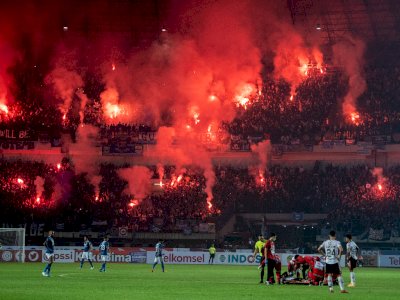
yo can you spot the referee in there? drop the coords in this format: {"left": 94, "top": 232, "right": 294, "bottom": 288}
{"left": 253, "top": 235, "right": 265, "bottom": 283}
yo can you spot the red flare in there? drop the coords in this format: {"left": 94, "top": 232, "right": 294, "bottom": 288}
{"left": 129, "top": 199, "right": 139, "bottom": 207}
{"left": 350, "top": 112, "right": 361, "bottom": 126}
{"left": 235, "top": 83, "right": 253, "bottom": 109}
{"left": 0, "top": 103, "right": 9, "bottom": 114}
{"left": 208, "top": 95, "right": 217, "bottom": 102}
{"left": 177, "top": 174, "right": 183, "bottom": 183}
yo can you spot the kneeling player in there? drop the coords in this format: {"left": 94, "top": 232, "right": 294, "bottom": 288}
{"left": 293, "top": 255, "right": 312, "bottom": 279}
{"left": 307, "top": 256, "right": 324, "bottom": 285}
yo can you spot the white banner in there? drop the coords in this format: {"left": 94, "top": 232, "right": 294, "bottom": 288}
{"left": 146, "top": 251, "right": 208, "bottom": 264}
{"left": 146, "top": 250, "right": 263, "bottom": 265}
{"left": 42, "top": 250, "right": 74, "bottom": 263}
{"left": 378, "top": 255, "right": 400, "bottom": 268}
{"left": 214, "top": 252, "right": 261, "bottom": 265}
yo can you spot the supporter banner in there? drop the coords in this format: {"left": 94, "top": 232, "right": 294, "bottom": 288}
{"left": 102, "top": 144, "right": 143, "bottom": 155}
{"left": 0, "top": 129, "right": 32, "bottom": 140}
{"left": 378, "top": 255, "right": 400, "bottom": 268}
{"left": 292, "top": 212, "right": 304, "bottom": 222}
{"left": 0, "top": 140, "right": 35, "bottom": 150}
{"left": 198, "top": 223, "right": 209, "bottom": 233}
{"left": 133, "top": 132, "right": 156, "bottom": 144}
{"left": 369, "top": 228, "right": 384, "bottom": 241}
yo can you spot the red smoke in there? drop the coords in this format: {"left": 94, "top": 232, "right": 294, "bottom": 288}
{"left": 0, "top": 0, "right": 351, "bottom": 212}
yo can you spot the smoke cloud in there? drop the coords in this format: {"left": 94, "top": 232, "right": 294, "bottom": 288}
{"left": 118, "top": 166, "right": 153, "bottom": 201}
{"left": 333, "top": 36, "right": 366, "bottom": 120}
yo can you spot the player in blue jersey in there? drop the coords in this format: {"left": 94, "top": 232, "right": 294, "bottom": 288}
{"left": 152, "top": 240, "right": 165, "bottom": 272}
{"left": 80, "top": 236, "right": 94, "bottom": 269}
{"left": 99, "top": 236, "right": 109, "bottom": 272}
{"left": 42, "top": 230, "right": 55, "bottom": 277}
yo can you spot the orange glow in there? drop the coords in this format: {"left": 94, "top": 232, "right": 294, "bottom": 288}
{"left": 257, "top": 169, "right": 266, "bottom": 186}
{"left": 105, "top": 102, "right": 126, "bottom": 119}
{"left": 208, "top": 95, "right": 217, "bottom": 102}
{"left": 300, "top": 63, "right": 308, "bottom": 76}
{"left": 350, "top": 112, "right": 361, "bottom": 125}
{"left": 207, "top": 200, "right": 213, "bottom": 210}
{"left": 177, "top": 174, "right": 183, "bottom": 183}
{"left": 129, "top": 199, "right": 139, "bottom": 207}
{"left": 235, "top": 83, "right": 253, "bottom": 109}
{"left": 0, "top": 103, "right": 8, "bottom": 114}
{"left": 190, "top": 106, "right": 200, "bottom": 125}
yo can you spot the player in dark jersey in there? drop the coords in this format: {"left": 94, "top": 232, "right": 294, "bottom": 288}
{"left": 42, "top": 230, "right": 55, "bottom": 277}
{"left": 80, "top": 236, "right": 94, "bottom": 269}
{"left": 99, "top": 236, "right": 110, "bottom": 272}
{"left": 152, "top": 240, "right": 165, "bottom": 272}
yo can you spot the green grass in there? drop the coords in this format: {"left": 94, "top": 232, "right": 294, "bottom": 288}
{"left": 0, "top": 263, "right": 399, "bottom": 300}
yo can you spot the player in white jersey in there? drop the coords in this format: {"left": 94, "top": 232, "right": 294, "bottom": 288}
{"left": 318, "top": 230, "right": 348, "bottom": 293}
{"left": 345, "top": 234, "right": 359, "bottom": 287}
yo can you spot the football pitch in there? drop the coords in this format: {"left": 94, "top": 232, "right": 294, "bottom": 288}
{"left": 0, "top": 263, "right": 399, "bottom": 300}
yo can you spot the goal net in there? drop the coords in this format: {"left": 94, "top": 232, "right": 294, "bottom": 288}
{"left": 0, "top": 228, "right": 25, "bottom": 262}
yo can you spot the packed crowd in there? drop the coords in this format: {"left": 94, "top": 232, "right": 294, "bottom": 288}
{"left": 2, "top": 64, "right": 400, "bottom": 149}
{"left": 1, "top": 159, "right": 399, "bottom": 238}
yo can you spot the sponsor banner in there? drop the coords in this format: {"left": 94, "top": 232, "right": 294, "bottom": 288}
{"left": 130, "top": 251, "right": 147, "bottom": 263}
{"left": 0, "top": 249, "right": 42, "bottom": 262}
{"left": 74, "top": 248, "right": 146, "bottom": 263}
{"left": 146, "top": 250, "right": 260, "bottom": 265}
{"left": 42, "top": 250, "right": 74, "bottom": 263}
{"left": 215, "top": 252, "right": 261, "bottom": 265}
{"left": 146, "top": 251, "right": 208, "bottom": 264}
{"left": 378, "top": 255, "right": 400, "bottom": 268}
{"left": 361, "top": 255, "right": 378, "bottom": 267}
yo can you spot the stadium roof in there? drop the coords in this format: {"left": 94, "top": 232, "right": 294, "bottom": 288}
{"left": 288, "top": 0, "right": 400, "bottom": 44}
